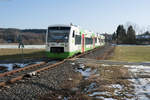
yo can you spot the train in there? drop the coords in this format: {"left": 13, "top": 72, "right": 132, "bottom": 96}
{"left": 45, "top": 24, "right": 105, "bottom": 59}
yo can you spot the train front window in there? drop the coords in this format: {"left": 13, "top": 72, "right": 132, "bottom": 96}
{"left": 48, "top": 27, "right": 70, "bottom": 42}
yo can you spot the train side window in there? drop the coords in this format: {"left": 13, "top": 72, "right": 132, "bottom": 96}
{"left": 85, "top": 38, "right": 93, "bottom": 44}
{"left": 72, "top": 30, "right": 75, "bottom": 38}
{"left": 75, "top": 35, "right": 81, "bottom": 44}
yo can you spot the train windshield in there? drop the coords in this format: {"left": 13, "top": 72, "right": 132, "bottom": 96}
{"left": 48, "top": 27, "right": 70, "bottom": 42}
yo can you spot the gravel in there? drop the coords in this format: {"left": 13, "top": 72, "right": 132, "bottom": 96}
{"left": 0, "top": 60, "right": 78, "bottom": 100}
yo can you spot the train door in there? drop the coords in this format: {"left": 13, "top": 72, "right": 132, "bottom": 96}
{"left": 93, "top": 37, "right": 95, "bottom": 48}
{"left": 71, "top": 30, "right": 75, "bottom": 51}
{"left": 82, "top": 34, "right": 85, "bottom": 52}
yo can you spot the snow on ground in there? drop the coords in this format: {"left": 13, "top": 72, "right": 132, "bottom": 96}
{"left": 0, "top": 63, "right": 28, "bottom": 71}
{"left": 0, "top": 61, "right": 42, "bottom": 72}
{"left": 124, "top": 65, "right": 150, "bottom": 100}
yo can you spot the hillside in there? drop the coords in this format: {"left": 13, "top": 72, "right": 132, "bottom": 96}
{"left": 0, "top": 28, "right": 46, "bottom": 45}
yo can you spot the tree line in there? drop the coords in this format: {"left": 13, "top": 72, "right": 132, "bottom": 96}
{"left": 112, "top": 25, "right": 136, "bottom": 44}
{"left": 0, "top": 28, "right": 46, "bottom": 45}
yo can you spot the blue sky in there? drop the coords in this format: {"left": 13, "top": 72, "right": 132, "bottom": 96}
{"left": 0, "top": 0, "right": 150, "bottom": 34}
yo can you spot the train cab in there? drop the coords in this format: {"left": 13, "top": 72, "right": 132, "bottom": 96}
{"left": 46, "top": 24, "right": 80, "bottom": 59}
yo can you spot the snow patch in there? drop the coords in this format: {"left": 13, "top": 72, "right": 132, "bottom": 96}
{"left": 124, "top": 65, "right": 150, "bottom": 99}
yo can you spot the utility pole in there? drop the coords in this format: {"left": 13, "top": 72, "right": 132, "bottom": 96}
{"left": 18, "top": 33, "right": 24, "bottom": 64}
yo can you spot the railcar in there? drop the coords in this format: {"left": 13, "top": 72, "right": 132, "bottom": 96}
{"left": 45, "top": 24, "right": 105, "bottom": 59}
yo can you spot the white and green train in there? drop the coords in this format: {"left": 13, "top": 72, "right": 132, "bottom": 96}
{"left": 46, "top": 24, "right": 105, "bottom": 59}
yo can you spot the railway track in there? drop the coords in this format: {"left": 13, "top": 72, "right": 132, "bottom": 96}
{"left": 0, "top": 45, "right": 113, "bottom": 87}
{"left": 0, "top": 60, "right": 60, "bottom": 87}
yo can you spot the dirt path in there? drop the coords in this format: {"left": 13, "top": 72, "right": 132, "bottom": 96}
{"left": 80, "top": 44, "right": 115, "bottom": 60}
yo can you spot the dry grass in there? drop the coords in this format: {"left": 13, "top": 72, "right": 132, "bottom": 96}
{"left": 74, "top": 64, "right": 135, "bottom": 100}
{"left": 0, "top": 49, "right": 46, "bottom": 60}
{"left": 110, "top": 46, "right": 150, "bottom": 62}
{"left": 86, "top": 65, "right": 134, "bottom": 99}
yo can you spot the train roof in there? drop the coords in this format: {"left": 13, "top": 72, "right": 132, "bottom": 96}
{"left": 48, "top": 24, "right": 71, "bottom": 27}
{"left": 48, "top": 24, "right": 102, "bottom": 37}
{"left": 48, "top": 24, "right": 80, "bottom": 28}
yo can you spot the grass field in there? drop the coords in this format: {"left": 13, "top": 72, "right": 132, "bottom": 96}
{"left": 110, "top": 46, "right": 150, "bottom": 62}
{"left": 0, "top": 49, "right": 46, "bottom": 60}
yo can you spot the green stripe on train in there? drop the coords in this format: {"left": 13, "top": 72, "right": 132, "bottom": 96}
{"left": 46, "top": 51, "right": 80, "bottom": 59}
{"left": 46, "top": 46, "right": 101, "bottom": 59}
{"left": 85, "top": 47, "right": 93, "bottom": 51}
